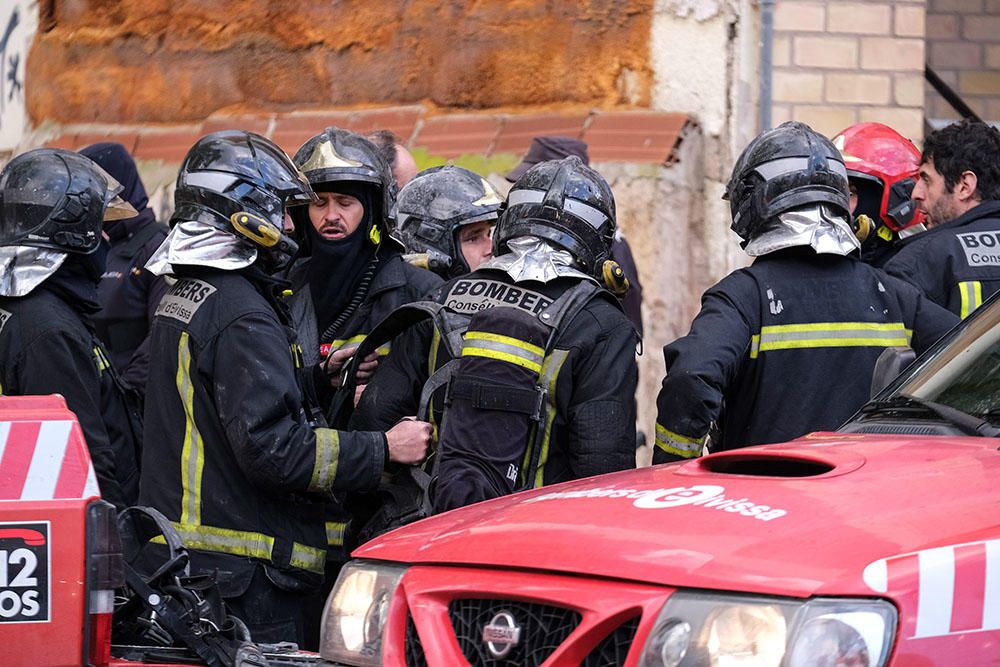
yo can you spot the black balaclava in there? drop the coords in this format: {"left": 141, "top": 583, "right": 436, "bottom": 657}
{"left": 79, "top": 142, "right": 157, "bottom": 241}
{"left": 305, "top": 182, "right": 378, "bottom": 335}
{"left": 42, "top": 239, "right": 111, "bottom": 316}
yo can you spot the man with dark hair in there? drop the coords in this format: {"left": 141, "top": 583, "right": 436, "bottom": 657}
{"left": 884, "top": 119, "right": 1000, "bottom": 318}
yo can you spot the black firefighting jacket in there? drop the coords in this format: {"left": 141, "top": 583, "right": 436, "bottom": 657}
{"left": 94, "top": 214, "right": 168, "bottom": 394}
{"left": 285, "top": 252, "right": 442, "bottom": 370}
{"left": 138, "top": 268, "right": 387, "bottom": 585}
{"left": 653, "top": 248, "right": 958, "bottom": 463}
{"left": 352, "top": 268, "right": 639, "bottom": 490}
{"left": 0, "top": 287, "right": 141, "bottom": 510}
{"left": 883, "top": 200, "right": 1000, "bottom": 319}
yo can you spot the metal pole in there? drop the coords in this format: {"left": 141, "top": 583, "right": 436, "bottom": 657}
{"left": 759, "top": 0, "right": 775, "bottom": 131}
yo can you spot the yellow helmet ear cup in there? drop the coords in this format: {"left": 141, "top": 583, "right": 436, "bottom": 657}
{"left": 602, "top": 260, "right": 630, "bottom": 296}
{"left": 369, "top": 224, "right": 382, "bottom": 245}
{"left": 852, "top": 214, "right": 874, "bottom": 243}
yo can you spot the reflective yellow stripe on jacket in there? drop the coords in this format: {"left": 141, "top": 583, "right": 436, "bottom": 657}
{"left": 461, "top": 331, "right": 545, "bottom": 375}
{"left": 93, "top": 345, "right": 111, "bottom": 374}
{"left": 326, "top": 521, "right": 346, "bottom": 548}
{"left": 173, "top": 332, "right": 325, "bottom": 574}
{"left": 749, "top": 321, "right": 911, "bottom": 359}
{"left": 523, "top": 349, "right": 569, "bottom": 489}
{"left": 331, "top": 334, "right": 390, "bottom": 357}
{"left": 655, "top": 423, "right": 702, "bottom": 459}
{"left": 959, "top": 281, "right": 983, "bottom": 319}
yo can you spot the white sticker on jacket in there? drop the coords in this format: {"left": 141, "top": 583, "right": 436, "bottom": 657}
{"left": 155, "top": 279, "right": 217, "bottom": 324}
{"left": 957, "top": 231, "right": 1000, "bottom": 267}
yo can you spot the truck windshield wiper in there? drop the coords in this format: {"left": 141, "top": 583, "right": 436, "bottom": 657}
{"left": 861, "top": 394, "right": 1000, "bottom": 437}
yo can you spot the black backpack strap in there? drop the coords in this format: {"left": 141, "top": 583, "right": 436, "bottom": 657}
{"left": 326, "top": 300, "right": 445, "bottom": 426}
{"left": 518, "top": 280, "right": 605, "bottom": 491}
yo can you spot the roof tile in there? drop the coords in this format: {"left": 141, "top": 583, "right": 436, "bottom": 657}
{"left": 133, "top": 129, "right": 204, "bottom": 163}
{"left": 413, "top": 115, "right": 503, "bottom": 158}
{"left": 582, "top": 111, "right": 688, "bottom": 163}
{"left": 492, "top": 113, "right": 590, "bottom": 154}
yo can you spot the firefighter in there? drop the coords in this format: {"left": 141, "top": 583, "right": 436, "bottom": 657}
{"left": 831, "top": 122, "right": 926, "bottom": 268}
{"left": 79, "top": 142, "right": 168, "bottom": 396}
{"left": 138, "top": 131, "right": 430, "bottom": 644}
{"left": 0, "top": 148, "right": 142, "bottom": 511}
{"left": 394, "top": 165, "right": 503, "bottom": 279}
{"left": 653, "top": 122, "right": 958, "bottom": 463}
{"left": 284, "top": 127, "right": 441, "bottom": 410}
{"left": 883, "top": 119, "right": 1000, "bottom": 319}
{"left": 352, "top": 156, "right": 639, "bottom": 515}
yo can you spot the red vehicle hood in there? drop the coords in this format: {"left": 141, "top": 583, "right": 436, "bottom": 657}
{"left": 356, "top": 433, "right": 1000, "bottom": 598}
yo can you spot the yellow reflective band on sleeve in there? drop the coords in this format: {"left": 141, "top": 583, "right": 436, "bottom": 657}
{"left": 527, "top": 349, "right": 569, "bottom": 489}
{"left": 750, "top": 321, "right": 911, "bottom": 358}
{"left": 176, "top": 332, "right": 204, "bottom": 526}
{"left": 655, "top": 423, "right": 703, "bottom": 458}
{"left": 462, "top": 331, "right": 545, "bottom": 374}
{"left": 309, "top": 429, "right": 340, "bottom": 492}
{"left": 290, "top": 542, "right": 327, "bottom": 573}
{"left": 326, "top": 521, "right": 346, "bottom": 547}
{"left": 959, "top": 281, "right": 983, "bottom": 319}
{"left": 163, "top": 523, "right": 326, "bottom": 575}
{"left": 331, "top": 334, "right": 391, "bottom": 357}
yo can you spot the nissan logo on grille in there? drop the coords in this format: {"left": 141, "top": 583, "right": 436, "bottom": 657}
{"left": 482, "top": 610, "right": 522, "bottom": 658}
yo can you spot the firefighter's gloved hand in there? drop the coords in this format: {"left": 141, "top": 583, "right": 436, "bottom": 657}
{"left": 323, "top": 348, "right": 379, "bottom": 388}
{"left": 386, "top": 417, "right": 432, "bottom": 465}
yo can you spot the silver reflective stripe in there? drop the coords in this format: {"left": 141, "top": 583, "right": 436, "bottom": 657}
{"left": 182, "top": 171, "right": 240, "bottom": 193}
{"left": 754, "top": 156, "right": 848, "bottom": 180}
{"left": 309, "top": 429, "right": 340, "bottom": 492}
{"left": 506, "top": 189, "right": 610, "bottom": 230}
{"left": 462, "top": 334, "right": 544, "bottom": 374}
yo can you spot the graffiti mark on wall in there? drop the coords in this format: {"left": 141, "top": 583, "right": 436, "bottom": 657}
{"left": 0, "top": 6, "right": 23, "bottom": 129}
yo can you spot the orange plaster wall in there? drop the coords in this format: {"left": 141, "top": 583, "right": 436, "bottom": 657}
{"left": 28, "top": 0, "right": 654, "bottom": 124}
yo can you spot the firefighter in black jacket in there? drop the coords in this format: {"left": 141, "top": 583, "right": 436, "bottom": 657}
{"left": 883, "top": 119, "right": 1000, "bottom": 319}
{"left": 653, "top": 122, "right": 958, "bottom": 463}
{"left": 352, "top": 156, "right": 638, "bottom": 514}
{"left": 0, "top": 148, "right": 142, "bottom": 510}
{"left": 138, "top": 131, "right": 430, "bottom": 644}
{"left": 285, "top": 128, "right": 441, "bottom": 411}
{"left": 79, "top": 142, "right": 168, "bottom": 396}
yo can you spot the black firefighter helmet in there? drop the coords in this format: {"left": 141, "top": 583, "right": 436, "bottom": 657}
{"left": 726, "top": 121, "right": 850, "bottom": 242}
{"left": 172, "top": 130, "right": 314, "bottom": 270}
{"left": 0, "top": 147, "right": 136, "bottom": 254}
{"left": 395, "top": 165, "right": 503, "bottom": 278}
{"left": 494, "top": 156, "right": 617, "bottom": 279}
{"left": 292, "top": 126, "right": 395, "bottom": 247}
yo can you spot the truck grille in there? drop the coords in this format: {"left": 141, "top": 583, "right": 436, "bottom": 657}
{"left": 448, "top": 598, "right": 582, "bottom": 666}
{"left": 582, "top": 616, "right": 640, "bottom": 666}
{"left": 405, "top": 615, "right": 427, "bottom": 667}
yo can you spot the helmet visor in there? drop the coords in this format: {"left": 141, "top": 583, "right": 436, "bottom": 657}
{"left": 88, "top": 161, "right": 138, "bottom": 221}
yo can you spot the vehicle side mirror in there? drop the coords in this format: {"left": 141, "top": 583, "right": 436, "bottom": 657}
{"left": 870, "top": 346, "right": 917, "bottom": 398}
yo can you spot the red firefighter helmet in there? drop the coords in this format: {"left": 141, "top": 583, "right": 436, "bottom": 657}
{"left": 832, "top": 122, "right": 925, "bottom": 232}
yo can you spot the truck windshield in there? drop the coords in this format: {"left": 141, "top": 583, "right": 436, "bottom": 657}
{"left": 887, "top": 297, "right": 1000, "bottom": 419}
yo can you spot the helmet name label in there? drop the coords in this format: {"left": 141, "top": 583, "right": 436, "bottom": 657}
{"left": 445, "top": 279, "right": 553, "bottom": 317}
{"left": 155, "top": 279, "right": 217, "bottom": 324}
{"left": 958, "top": 231, "right": 1000, "bottom": 267}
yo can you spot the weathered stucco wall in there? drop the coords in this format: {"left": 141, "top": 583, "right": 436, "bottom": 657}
{"left": 28, "top": 0, "right": 654, "bottom": 123}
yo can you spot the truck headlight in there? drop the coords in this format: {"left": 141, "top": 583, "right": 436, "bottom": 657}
{"left": 639, "top": 591, "right": 896, "bottom": 667}
{"left": 320, "top": 560, "right": 407, "bottom": 667}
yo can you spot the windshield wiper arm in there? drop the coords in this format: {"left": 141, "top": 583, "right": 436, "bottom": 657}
{"left": 861, "top": 394, "right": 1000, "bottom": 437}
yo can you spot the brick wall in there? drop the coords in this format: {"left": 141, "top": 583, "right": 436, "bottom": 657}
{"left": 771, "top": 0, "right": 926, "bottom": 141}
{"left": 926, "top": 0, "right": 1000, "bottom": 121}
